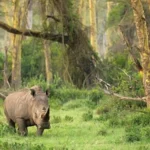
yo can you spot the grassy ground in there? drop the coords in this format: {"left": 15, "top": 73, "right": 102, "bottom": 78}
{"left": 0, "top": 96, "right": 150, "bottom": 150}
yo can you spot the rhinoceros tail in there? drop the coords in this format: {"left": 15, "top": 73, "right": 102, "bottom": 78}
{"left": 0, "top": 93, "right": 6, "bottom": 100}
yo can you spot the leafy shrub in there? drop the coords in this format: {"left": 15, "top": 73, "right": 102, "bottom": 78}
{"left": 124, "top": 126, "right": 141, "bottom": 142}
{"left": 51, "top": 116, "right": 62, "bottom": 124}
{"left": 97, "top": 128, "right": 107, "bottom": 136}
{"left": 108, "top": 118, "right": 121, "bottom": 128}
{"left": 131, "top": 113, "right": 150, "bottom": 127}
{"left": 97, "top": 114, "right": 110, "bottom": 122}
{"left": 142, "top": 127, "right": 150, "bottom": 139}
{"left": 0, "top": 124, "right": 15, "bottom": 136}
{"left": 50, "top": 87, "right": 87, "bottom": 103}
{"left": 62, "top": 100, "right": 82, "bottom": 110}
{"left": 62, "top": 99, "right": 95, "bottom": 110}
{"left": 96, "top": 105, "right": 110, "bottom": 115}
{"left": 64, "top": 115, "right": 74, "bottom": 122}
{"left": 137, "top": 145, "right": 150, "bottom": 150}
{"left": 50, "top": 98, "right": 62, "bottom": 109}
{"left": 88, "top": 88, "right": 103, "bottom": 104}
{"left": 49, "top": 146, "right": 69, "bottom": 150}
{"left": 82, "top": 110, "right": 93, "bottom": 121}
{"left": 101, "top": 50, "right": 144, "bottom": 100}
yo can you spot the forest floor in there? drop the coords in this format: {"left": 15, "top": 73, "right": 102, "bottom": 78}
{"left": 0, "top": 96, "right": 150, "bottom": 150}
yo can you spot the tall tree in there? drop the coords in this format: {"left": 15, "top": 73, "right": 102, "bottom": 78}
{"left": 106, "top": 1, "right": 113, "bottom": 55}
{"left": 89, "top": 0, "right": 98, "bottom": 53}
{"left": 3, "top": 1, "right": 11, "bottom": 88}
{"left": 131, "top": 0, "right": 150, "bottom": 107}
{"left": 40, "top": 0, "right": 52, "bottom": 85}
{"left": 11, "top": 0, "right": 29, "bottom": 89}
{"left": 147, "top": 0, "right": 150, "bottom": 10}
{"left": 78, "top": 0, "right": 87, "bottom": 26}
{"left": 52, "top": 0, "right": 100, "bottom": 87}
{"left": 27, "top": 0, "right": 32, "bottom": 29}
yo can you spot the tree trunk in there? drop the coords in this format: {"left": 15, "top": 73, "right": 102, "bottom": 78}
{"left": 43, "top": 40, "right": 52, "bottom": 85}
{"left": 11, "top": 0, "right": 29, "bottom": 89}
{"left": 52, "top": 0, "right": 100, "bottom": 88}
{"left": 89, "top": 0, "right": 98, "bottom": 53}
{"left": 146, "top": 0, "right": 150, "bottom": 10}
{"left": 78, "top": 0, "right": 84, "bottom": 25}
{"left": 105, "top": 1, "right": 113, "bottom": 56}
{"left": 3, "top": 1, "right": 12, "bottom": 88}
{"left": 3, "top": 46, "right": 9, "bottom": 88}
{"left": 40, "top": 0, "right": 53, "bottom": 85}
{"left": 131, "top": 0, "right": 150, "bottom": 107}
{"left": 27, "top": 0, "right": 32, "bottom": 29}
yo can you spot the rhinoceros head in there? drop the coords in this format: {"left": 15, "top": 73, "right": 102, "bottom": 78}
{"left": 30, "top": 89, "right": 50, "bottom": 129}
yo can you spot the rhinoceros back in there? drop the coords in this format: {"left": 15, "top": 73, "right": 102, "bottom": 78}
{"left": 4, "top": 89, "right": 34, "bottom": 122}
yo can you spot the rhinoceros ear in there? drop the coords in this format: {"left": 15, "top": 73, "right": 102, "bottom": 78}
{"left": 30, "top": 89, "right": 36, "bottom": 97}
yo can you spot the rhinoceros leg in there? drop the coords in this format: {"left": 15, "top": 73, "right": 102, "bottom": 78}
{"left": 4, "top": 109, "right": 16, "bottom": 132}
{"left": 37, "top": 128, "right": 44, "bottom": 136}
{"left": 16, "top": 118, "right": 28, "bottom": 136}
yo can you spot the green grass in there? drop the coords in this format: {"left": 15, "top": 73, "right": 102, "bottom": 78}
{"left": 0, "top": 97, "right": 150, "bottom": 150}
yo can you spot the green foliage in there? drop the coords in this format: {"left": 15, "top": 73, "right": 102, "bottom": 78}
{"left": 0, "top": 142, "right": 46, "bottom": 150}
{"left": 108, "top": 118, "right": 121, "bottom": 127}
{"left": 50, "top": 43, "right": 65, "bottom": 77}
{"left": 137, "top": 145, "right": 150, "bottom": 150}
{"left": 101, "top": 51, "right": 144, "bottom": 98}
{"left": 50, "top": 81, "right": 104, "bottom": 105}
{"left": 142, "top": 127, "right": 150, "bottom": 139}
{"left": 124, "top": 126, "right": 141, "bottom": 142}
{"left": 51, "top": 116, "right": 62, "bottom": 124}
{"left": 0, "top": 124, "right": 15, "bottom": 136}
{"left": 22, "top": 38, "right": 64, "bottom": 84}
{"left": 97, "top": 128, "right": 108, "bottom": 136}
{"left": 22, "top": 38, "right": 44, "bottom": 79}
{"left": 97, "top": 129, "right": 107, "bottom": 136}
{"left": 82, "top": 110, "right": 93, "bottom": 121}
{"left": 62, "top": 99, "right": 84, "bottom": 110}
{"left": 23, "top": 76, "right": 48, "bottom": 91}
{"left": 96, "top": 104, "right": 111, "bottom": 115}
{"left": 89, "top": 88, "right": 104, "bottom": 104}
{"left": 107, "top": 3, "right": 129, "bottom": 28}
{"left": 64, "top": 115, "right": 74, "bottom": 122}
{"left": 131, "top": 113, "right": 150, "bottom": 127}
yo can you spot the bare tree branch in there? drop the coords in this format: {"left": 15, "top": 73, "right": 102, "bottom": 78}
{"left": 103, "top": 89, "right": 146, "bottom": 102}
{"left": 0, "top": 21, "right": 69, "bottom": 43}
{"left": 46, "top": 15, "right": 60, "bottom": 22}
{"left": 96, "top": 77, "right": 146, "bottom": 102}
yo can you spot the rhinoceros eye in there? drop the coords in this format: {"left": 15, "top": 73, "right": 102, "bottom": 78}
{"left": 42, "top": 107, "right": 46, "bottom": 111}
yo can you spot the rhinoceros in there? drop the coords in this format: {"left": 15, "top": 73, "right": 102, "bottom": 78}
{"left": 4, "top": 85, "right": 50, "bottom": 136}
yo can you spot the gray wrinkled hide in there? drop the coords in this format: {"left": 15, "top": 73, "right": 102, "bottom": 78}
{"left": 4, "top": 85, "right": 50, "bottom": 136}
